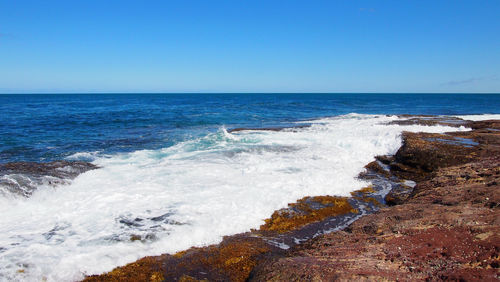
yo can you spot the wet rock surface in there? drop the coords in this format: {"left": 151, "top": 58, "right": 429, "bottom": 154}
{"left": 260, "top": 196, "right": 357, "bottom": 234}
{"left": 0, "top": 161, "right": 98, "bottom": 197}
{"left": 0, "top": 161, "right": 98, "bottom": 178}
{"left": 228, "top": 124, "right": 310, "bottom": 133}
{"left": 388, "top": 115, "right": 472, "bottom": 127}
{"left": 84, "top": 235, "right": 280, "bottom": 282}
{"left": 84, "top": 117, "right": 500, "bottom": 282}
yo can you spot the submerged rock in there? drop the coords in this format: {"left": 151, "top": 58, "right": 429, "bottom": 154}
{"left": 0, "top": 160, "right": 98, "bottom": 197}
{"left": 0, "top": 160, "right": 97, "bottom": 178}
{"left": 389, "top": 115, "right": 471, "bottom": 127}
{"left": 228, "top": 124, "right": 309, "bottom": 133}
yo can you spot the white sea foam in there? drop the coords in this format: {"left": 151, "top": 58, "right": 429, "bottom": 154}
{"left": 65, "top": 151, "right": 101, "bottom": 162}
{"left": 0, "top": 114, "right": 470, "bottom": 281}
{"left": 454, "top": 114, "right": 500, "bottom": 121}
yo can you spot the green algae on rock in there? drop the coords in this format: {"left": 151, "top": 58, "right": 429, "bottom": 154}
{"left": 260, "top": 196, "right": 358, "bottom": 233}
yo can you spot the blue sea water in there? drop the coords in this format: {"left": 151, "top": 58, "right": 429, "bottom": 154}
{"left": 1, "top": 93, "right": 499, "bottom": 163}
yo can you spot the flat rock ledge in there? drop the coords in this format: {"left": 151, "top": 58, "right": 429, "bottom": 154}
{"left": 84, "top": 118, "right": 500, "bottom": 282}
{"left": 0, "top": 161, "right": 99, "bottom": 197}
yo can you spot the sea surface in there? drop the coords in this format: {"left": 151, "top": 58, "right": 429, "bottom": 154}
{"left": 1, "top": 93, "right": 500, "bottom": 163}
{"left": 0, "top": 93, "right": 499, "bottom": 281}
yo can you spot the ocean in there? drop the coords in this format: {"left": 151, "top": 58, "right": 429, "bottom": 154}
{"left": 1, "top": 93, "right": 499, "bottom": 281}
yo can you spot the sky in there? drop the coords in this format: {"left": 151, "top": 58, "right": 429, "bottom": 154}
{"left": 0, "top": 0, "right": 499, "bottom": 93}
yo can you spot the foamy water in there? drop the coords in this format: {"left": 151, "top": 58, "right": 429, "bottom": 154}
{"left": 0, "top": 114, "right": 472, "bottom": 281}
{"left": 454, "top": 114, "right": 500, "bottom": 121}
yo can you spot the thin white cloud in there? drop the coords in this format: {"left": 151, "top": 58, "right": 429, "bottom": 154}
{"left": 443, "top": 75, "right": 498, "bottom": 86}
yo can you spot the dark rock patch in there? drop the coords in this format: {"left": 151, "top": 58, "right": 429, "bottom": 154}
{"left": 0, "top": 161, "right": 99, "bottom": 197}
{"left": 228, "top": 124, "right": 309, "bottom": 133}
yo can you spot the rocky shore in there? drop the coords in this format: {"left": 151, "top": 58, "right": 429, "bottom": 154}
{"left": 84, "top": 117, "right": 500, "bottom": 281}
{"left": 0, "top": 161, "right": 98, "bottom": 197}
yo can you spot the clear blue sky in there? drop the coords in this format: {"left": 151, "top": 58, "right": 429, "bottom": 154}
{"left": 1, "top": 0, "right": 499, "bottom": 93}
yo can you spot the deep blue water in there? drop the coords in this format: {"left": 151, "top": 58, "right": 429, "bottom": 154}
{"left": 1, "top": 93, "right": 499, "bottom": 163}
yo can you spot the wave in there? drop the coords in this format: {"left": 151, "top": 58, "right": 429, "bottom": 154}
{"left": 453, "top": 114, "right": 500, "bottom": 121}
{"left": 0, "top": 114, "right": 470, "bottom": 281}
{"left": 65, "top": 151, "right": 101, "bottom": 162}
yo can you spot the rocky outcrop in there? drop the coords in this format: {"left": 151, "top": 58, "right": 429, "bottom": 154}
{"left": 85, "top": 235, "right": 278, "bottom": 282}
{"left": 0, "top": 161, "right": 98, "bottom": 178}
{"left": 0, "top": 161, "right": 98, "bottom": 196}
{"left": 260, "top": 196, "right": 357, "bottom": 233}
{"left": 251, "top": 156, "right": 500, "bottom": 281}
{"left": 228, "top": 125, "right": 309, "bottom": 133}
{"left": 388, "top": 115, "right": 471, "bottom": 127}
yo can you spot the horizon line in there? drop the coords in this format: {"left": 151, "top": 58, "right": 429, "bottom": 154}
{"left": 1, "top": 92, "right": 500, "bottom": 95}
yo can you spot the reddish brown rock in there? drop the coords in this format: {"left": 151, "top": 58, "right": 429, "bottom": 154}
{"left": 360, "top": 160, "right": 390, "bottom": 178}
{"left": 390, "top": 132, "right": 479, "bottom": 181}
{"left": 387, "top": 119, "right": 500, "bottom": 183}
{"left": 389, "top": 115, "right": 472, "bottom": 127}
{"left": 251, "top": 159, "right": 500, "bottom": 281}
{"left": 384, "top": 182, "right": 413, "bottom": 206}
{"left": 84, "top": 255, "right": 167, "bottom": 282}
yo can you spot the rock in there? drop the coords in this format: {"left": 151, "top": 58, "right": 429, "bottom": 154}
{"left": 384, "top": 183, "right": 413, "bottom": 206}
{"left": 0, "top": 160, "right": 98, "bottom": 179}
{"left": 0, "top": 160, "right": 99, "bottom": 196}
{"left": 260, "top": 196, "right": 357, "bottom": 233}
{"left": 363, "top": 161, "right": 390, "bottom": 178}
{"left": 375, "top": 155, "right": 394, "bottom": 165}
{"left": 84, "top": 235, "right": 277, "bottom": 282}
{"left": 251, "top": 158, "right": 500, "bottom": 281}
{"left": 391, "top": 132, "right": 479, "bottom": 181}
{"left": 389, "top": 115, "right": 471, "bottom": 127}
{"left": 228, "top": 125, "right": 309, "bottom": 133}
